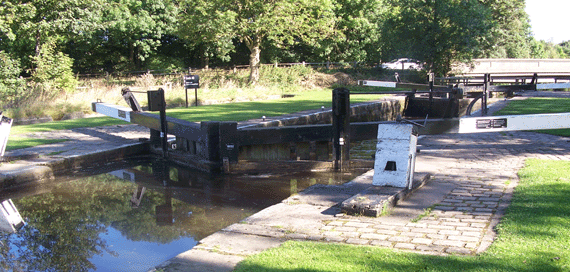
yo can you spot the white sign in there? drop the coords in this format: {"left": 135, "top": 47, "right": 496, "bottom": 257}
{"left": 459, "top": 113, "right": 570, "bottom": 133}
{"left": 359, "top": 80, "right": 397, "bottom": 88}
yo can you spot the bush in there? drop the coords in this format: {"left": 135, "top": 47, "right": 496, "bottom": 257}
{"left": 258, "top": 64, "right": 314, "bottom": 87}
{"left": 31, "top": 41, "right": 77, "bottom": 100}
{"left": 0, "top": 51, "right": 28, "bottom": 108}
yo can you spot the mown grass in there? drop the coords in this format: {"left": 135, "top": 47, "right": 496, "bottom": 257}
{"left": 234, "top": 159, "right": 570, "bottom": 272}
{"left": 6, "top": 90, "right": 385, "bottom": 151}
{"left": 493, "top": 97, "right": 570, "bottom": 137}
{"left": 166, "top": 90, "right": 385, "bottom": 122}
{"left": 6, "top": 117, "right": 128, "bottom": 151}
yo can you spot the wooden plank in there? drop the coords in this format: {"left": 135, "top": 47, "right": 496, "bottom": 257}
{"left": 237, "top": 125, "right": 331, "bottom": 146}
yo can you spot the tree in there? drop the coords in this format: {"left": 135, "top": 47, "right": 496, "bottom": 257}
{"left": 530, "top": 39, "right": 568, "bottom": 59}
{"left": 4, "top": 0, "right": 103, "bottom": 65}
{"left": 323, "top": 0, "right": 386, "bottom": 63}
{"left": 31, "top": 41, "right": 77, "bottom": 99}
{"left": 101, "top": 0, "right": 179, "bottom": 70}
{"left": 0, "top": 1, "right": 17, "bottom": 41}
{"left": 178, "top": 0, "right": 336, "bottom": 84}
{"left": 479, "top": 0, "right": 532, "bottom": 58}
{"left": 382, "top": 0, "right": 493, "bottom": 76}
{"left": 0, "top": 51, "right": 27, "bottom": 107}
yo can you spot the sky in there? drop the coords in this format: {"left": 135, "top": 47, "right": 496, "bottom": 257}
{"left": 525, "top": 0, "right": 570, "bottom": 44}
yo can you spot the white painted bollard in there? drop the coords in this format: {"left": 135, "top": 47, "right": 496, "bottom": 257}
{"left": 373, "top": 124, "right": 417, "bottom": 188}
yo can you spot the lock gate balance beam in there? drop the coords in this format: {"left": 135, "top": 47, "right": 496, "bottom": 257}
{"left": 0, "top": 113, "right": 13, "bottom": 158}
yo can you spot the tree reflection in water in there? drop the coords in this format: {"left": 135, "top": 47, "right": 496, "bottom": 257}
{"left": 0, "top": 160, "right": 364, "bottom": 271}
{"left": 0, "top": 168, "right": 242, "bottom": 271}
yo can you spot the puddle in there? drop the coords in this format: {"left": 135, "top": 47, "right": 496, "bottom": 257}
{"left": 0, "top": 157, "right": 367, "bottom": 271}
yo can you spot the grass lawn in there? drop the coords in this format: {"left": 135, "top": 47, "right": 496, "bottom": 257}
{"left": 6, "top": 117, "right": 128, "bottom": 151}
{"left": 6, "top": 90, "right": 385, "bottom": 151}
{"left": 493, "top": 97, "right": 570, "bottom": 137}
{"left": 234, "top": 159, "right": 570, "bottom": 272}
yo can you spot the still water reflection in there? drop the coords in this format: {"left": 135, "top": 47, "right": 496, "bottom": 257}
{"left": 0, "top": 158, "right": 366, "bottom": 271}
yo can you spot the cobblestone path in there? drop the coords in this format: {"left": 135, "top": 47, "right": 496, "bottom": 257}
{"left": 309, "top": 131, "right": 570, "bottom": 255}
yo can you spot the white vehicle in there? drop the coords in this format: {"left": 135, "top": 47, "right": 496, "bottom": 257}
{"left": 381, "top": 58, "right": 422, "bottom": 70}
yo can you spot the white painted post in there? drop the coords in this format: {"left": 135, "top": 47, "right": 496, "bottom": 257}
{"left": 373, "top": 124, "right": 417, "bottom": 188}
{"left": 0, "top": 113, "right": 13, "bottom": 157}
{"left": 91, "top": 102, "right": 132, "bottom": 122}
{"left": 0, "top": 199, "right": 25, "bottom": 233}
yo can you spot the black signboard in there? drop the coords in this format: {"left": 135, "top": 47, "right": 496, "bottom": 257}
{"left": 184, "top": 75, "right": 200, "bottom": 89}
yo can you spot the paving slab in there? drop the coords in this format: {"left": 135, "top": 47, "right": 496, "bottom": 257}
{"left": 154, "top": 250, "right": 244, "bottom": 272}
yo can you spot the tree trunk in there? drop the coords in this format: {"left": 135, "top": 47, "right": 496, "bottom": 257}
{"left": 35, "top": 30, "right": 42, "bottom": 57}
{"left": 203, "top": 55, "right": 210, "bottom": 70}
{"left": 247, "top": 35, "right": 262, "bottom": 85}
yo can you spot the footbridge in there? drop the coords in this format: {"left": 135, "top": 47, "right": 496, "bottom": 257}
{"left": 457, "top": 58, "right": 570, "bottom": 75}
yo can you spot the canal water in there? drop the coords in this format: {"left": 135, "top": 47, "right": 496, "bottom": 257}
{"left": 0, "top": 157, "right": 367, "bottom": 271}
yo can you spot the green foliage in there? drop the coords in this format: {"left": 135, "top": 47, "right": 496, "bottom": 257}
{"left": 0, "top": 1, "right": 17, "bottom": 41}
{"left": 101, "top": 0, "right": 179, "bottom": 69}
{"left": 322, "top": 0, "right": 386, "bottom": 63}
{"left": 4, "top": 0, "right": 105, "bottom": 68}
{"left": 480, "top": 0, "right": 532, "bottom": 58}
{"left": 2, "top": 0, "right": 559, "bottom": 86}
{"left": 382, "top": 0, "right": 493, "bottom": 76}
{"left": 530, "top": 39, "right": 568, "bottom": 59}
{"left": 0, "top": 51, "right": 27, "bottom": 107}
{"left": 31, "top": 41, "right": 77, "bottom": 99}
{"left": 258, "top": 65, "right": 315, "bottom": 87}
{"left": 178, "top": 0, "right": 336, "bottom": 84}
{"left": 146, "top": 54, "right": 186, "bottom": 72}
